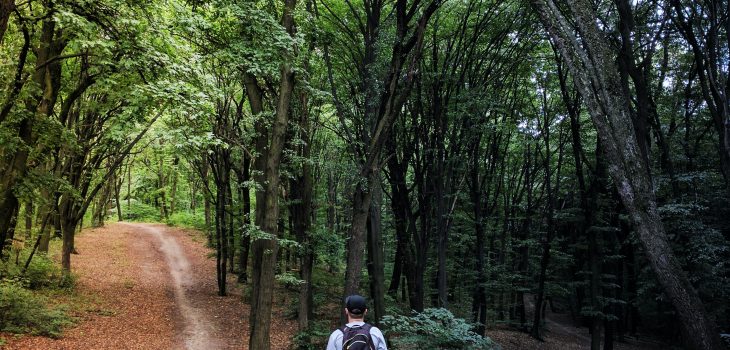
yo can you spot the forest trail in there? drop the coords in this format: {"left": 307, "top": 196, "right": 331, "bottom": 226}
{"left": 125, "top": 223, "right": 216, "bottom": 349}
{"left": 2, "top": 223, "right": 296, "bottom": 350}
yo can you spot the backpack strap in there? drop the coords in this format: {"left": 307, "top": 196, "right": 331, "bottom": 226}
{"left": 340, "top": 323, "right": 372, "bottom": 334}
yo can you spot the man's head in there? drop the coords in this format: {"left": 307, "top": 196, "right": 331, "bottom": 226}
{"left": 345, "top": 294, "right": 367, "bottom": 320}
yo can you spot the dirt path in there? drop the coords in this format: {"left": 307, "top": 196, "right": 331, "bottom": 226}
{"left": 127, "top": 223, "right": 218, "bottom": 349}
{"left": 3, "top": 223, "right": 295, "bottom": 350}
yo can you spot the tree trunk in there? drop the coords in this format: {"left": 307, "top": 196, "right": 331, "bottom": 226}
{"left": 24, "top": 200, "right": 33, "bottom": 241}
{"left": 92, "top": 174, "right": 114, "bottom": 227}
{"left": 344, "top": 180, "right": 373, "bottom": 297}
{"left": 127, "top": 158, "right": 132, "bottom": 220}
{"left": 158, "top": 156, "right": 169, "bottom": 222}
{"left": 0, "top": 0, "right": 14, "bottom": 45}
{"left": 248, "top": 2, "right": 297, "bottom": 349}
{"left": 238, "top": 155, "right": 251, "bottom": 283}
{"left": 227, "top": 176, "right": 235, "bottom": 274}
{"left": 386, "top": 136, "right": 413, "bottom": 300}
{"left": 367, "top": 179, "right": 386, "bottom": 324}
{"left": 469, "top": 140, "right": 487, "bottom": 336}
{"left": 291, "top": 74, "right": 315, "bottom": 335}
{"left": 114, "top": 169, "right": 123, "bottom": 222}
{"left": 531, "top": 1, "right": 724, "bottom": 348}
{"left": 589, "top": 225, "right": 602, "bottom": 350}
{"left": 202, "top": 153, "right": 212, "bottom": 242}
{"left": 170, "top": 156, "right": 179, "bottom": 215}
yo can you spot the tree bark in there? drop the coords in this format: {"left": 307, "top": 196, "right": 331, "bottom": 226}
{"left": 0, "top": 0, "right": 14, "bottom": 45}
{"left": 203, "top": 152, "right": 212, "bottom": 243}
{"left": 469, "top": 139, "right": 487, "bottom": 336}
{"left": 114, "top": 169, "right": 123, "bottom": 221}
{"left": 367, "top": 179, "right": 385, "bottom": 324}
{"left": 237, "top": 155, "right": 251, "bottom": 283}
{"left": 24, "top": 200, "right": 33, "bottom": 241}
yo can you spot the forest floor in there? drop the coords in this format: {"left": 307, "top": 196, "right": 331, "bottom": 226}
{"left": 487, "top": 299, "right": 673, "bottom": 350}
{"left": 488, "top": 323, "right": 671, "bottom": 350}
{"left": 0, "top": 222, "right": 296, "bottom": 350}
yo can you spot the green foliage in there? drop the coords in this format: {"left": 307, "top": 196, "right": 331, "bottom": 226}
{"left": 168, "top": 211, "right": 207, "bottom": 230}
{"left": 22, "top": 254, "right": 63, "bottom": 290}
{"left": 275, "top": 272, "right": 304, "bottom": 288}
{"left": 0, "top": 280, "right": 73, "bottom": 337}
{"left": 292, "top": 320, "right": 332, "bottom": 350}
{"left": 0, "top": 252, "right": 65, "bottom": 290}
{"left": 125, "top": 201, "right": 162, "bottom": 221}
{"left": 380, "top": 308, "right": 500, "bottom": 350}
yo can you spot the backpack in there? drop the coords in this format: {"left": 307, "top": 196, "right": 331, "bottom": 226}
{"left": 340, "top": 323, "right": 375, "bottom": 350}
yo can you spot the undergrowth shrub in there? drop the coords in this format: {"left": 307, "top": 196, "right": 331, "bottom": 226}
{"left": 22, "top": 254, "right": 63, "bottom": 290}
{"left": 124, "top": 201, "right": 160, "bottom": 221}
{"left": 168, "top": 211, "right": 206, "bottom": 230}
{"left": 0, "top": 280, "right": 73, "bottom": 337}
{"left": 0, "top": 251, "right": 65, "bottom": 290}
{"left": 381, "top": 308, "right": 500, "bottom": 350}
{"left": 292, "top": 320, "right": 332, "bottom": 350}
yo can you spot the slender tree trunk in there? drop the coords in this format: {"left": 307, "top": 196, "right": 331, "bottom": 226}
{"left": 170, "top": 156, "right": 179, "bottom": 215}
{"left": 158, "top": 156, "right": 169, "bottom": 222}
{"left": 202, "top": 153, "right": 212, "bottom": 242}
{"left": 24, "top": 200, "right": 33, "bottom": 241}
{"left": 532, "top": 90, "right": 565, "bottom": 339}
{"left": 386, "top": 137, "right": 413, "bottom": 300}
{"left": 468, "top": 139, "right": 487, "bottom": 335}
{"left": 238, "top": 155, "right": 251, "bottom": 283}
{"left": 589, "top": 225, "right": 602, "bottom": 350}
{"left": 127, "top": 159, "right": 132, "bottom": 220}
{"left": 367, "top": 179, "right": 386, "bottom": 324}
{"left": 226, "top": 174, "right": 235, "bottom": 274}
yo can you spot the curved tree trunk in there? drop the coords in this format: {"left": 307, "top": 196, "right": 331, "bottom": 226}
{"left": 530, "top": 1, "right": 724, "bottom": 349}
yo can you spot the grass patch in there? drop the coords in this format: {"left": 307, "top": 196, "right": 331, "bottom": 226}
{"left": 0, "top": 280, "right": 74, "bottom": 337}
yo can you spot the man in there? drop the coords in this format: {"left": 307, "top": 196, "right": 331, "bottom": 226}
{"left": 326, "top": 295, "right": 387, "bottom": 350}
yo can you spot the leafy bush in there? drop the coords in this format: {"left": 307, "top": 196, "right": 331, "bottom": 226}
{"left": 0, "top": 251, "right": 64, "bottom": 290}
{"left": 168, "top": 211, "right": 206, "bottom": 230}
{"left": 381, "top": 308, "right": 500, "bottom": 350}
{"left": 22, "top": 254, "right": 64, "bottom": 290}
{"left": 0, "top": 280, "right": 73, "bottom": 337}
{"left": 124, "top": 201, "right": 160, "bottom": 221}
{"left": 292, "top": 320, "right": 332, "bottom": 350}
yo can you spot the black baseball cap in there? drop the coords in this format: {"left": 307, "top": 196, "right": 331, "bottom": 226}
{"left": 345, "top": 295, "right": 367, "bottom": 314}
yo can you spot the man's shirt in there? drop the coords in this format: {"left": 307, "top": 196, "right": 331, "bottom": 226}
{"left": 326, "top": 321, "right": 387, "bottom": 350}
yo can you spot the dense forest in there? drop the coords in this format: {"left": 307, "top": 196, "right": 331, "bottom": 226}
{"left": 1, "top": 0, "right": 729, "bottom": 349}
